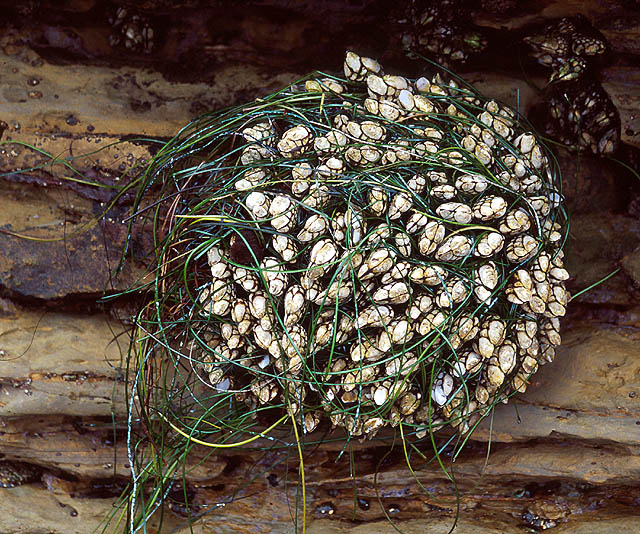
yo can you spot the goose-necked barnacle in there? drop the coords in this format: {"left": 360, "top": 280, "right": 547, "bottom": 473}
{"left": 131, "top": 50, "right": 570, "bottom": 459}
{"left": 524, "top": 15, "right": 620, "bottom": 154}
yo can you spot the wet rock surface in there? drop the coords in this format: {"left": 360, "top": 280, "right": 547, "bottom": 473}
{"left": 1, "top": 1, "right": 640, "bottom": 533}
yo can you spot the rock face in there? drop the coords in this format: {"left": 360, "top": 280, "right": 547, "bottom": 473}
{"left": 1, "top": 1, "right": 640, "bottom": 533}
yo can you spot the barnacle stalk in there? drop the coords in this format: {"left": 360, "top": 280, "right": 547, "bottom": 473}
{"left": 106, "top": 51, "right": 569, "bottom": 532}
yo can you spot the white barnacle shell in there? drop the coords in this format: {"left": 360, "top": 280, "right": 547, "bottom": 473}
{"left": 474, "top": 231, "right": 505, "bottom": 258}
{"left": 367, "top": 187, "right": 388, "bottom": 216}
{"left": 344, "top": 51, "right": 382, "bottom": 82}
{"left": 272, "top": 234, "right": 298, "bottom": 262}
{"left": 546, "top": 282, "right": 569, "bottom": 318}
{"left": 350, "top": 338, "right": 383, "bottom": 363}
{"left": 387, "top": 318, "right": 414, "bottom": 345}
{"left": 388, "top": 192, "right": 413, "bottom": 220}
{"left": 505, "top": 234, "right": 538, "bottom": 263}
{"left": 474, "top": 142, "right": 493, "bottom": 166}
{"left": 431, "top": 373, "right": 454, "bottom": 406}
{"left": 355, "top": 304, "right": 394, "bottom": 329}
{"left": 505, "top": 268, "right": 533, "bottom": 304}
{"left": 435, "top": 234, "right": 473, "bottom": 262}
{"left": 291, "top": 162, "right": 313, "bottom": 197}
{"left": 260, "top": 257, "right": 288, "bottom": 296}
{"left": 363, "top": 120, "right": 388, "bottom": 142}
{"left": 418, "top": 221, "right": 446, "bottom": 256}
{"left": 472, "top": 195, "right": 507, "bottom": 221}
{"left": 383, "top": 74, "right": 410, "bottom": 97}
{"left": 231, "top": 299, "right": 252, "bottom": 335}
{"left": 240, "top": 144, "right": 272, "bottom": 165}
{"left": 242, "top": 121, "right": 275, "bottom": 145}
{"left": 345, "top": 145, "right": 383, "bottom": 167}
{"left": 409, "top": 265, "right": 446, "bottom": 287}
{"left": 319, "top": 279, "right": 354, "bottom": 305}
{"left": 367, "top": 223, "right": 392, "bottom": 245}
{"left": 455, "top": 173, "right": 488, "bottom": 195}
{"left": 473, "top": 261, "right": 499, "bottom": 305}
{"left": 378, "top": 99, "right": 403, "bottom": 121}
{"left": 306, "top": 77, "right": 345, "bottom": 94}
{"left": 199, "top": 280, "right": 233, "bottom": 317}
{"left": 302, "top": 275, "right": 323, "bottom": 303}
{"left": 406, "top": 212, "right": 430, "bottom": 234}
{"left": 515, "top": 319, "right": 538, "bottom": 349}
{"left": 251, "top": 379, "right": 279, "bottom": 405}
{"left": 308, "top": 238, "right": 339, "bottom": 279}
{"left": 449, "top": 315, "right": 479, "bottom": 350}
{"left": 281, "top": 324, "right": 308, "bottom": 366}
{"left": 269, "top": 195, "right": 297, "bottom": 232}
{"left": 499, "top": 208, "right": 531, "bottom": 235}
{"left": 528, "top": 144, "right": 546, "bottom": 169}
{"left": 477, "top": 316, "right": 507, "bottom": 358}
{"left": 486, "top": 363, "right": 505, "bottom": 387}
{"left": 312, "top": 320, "right": 335, "bottom": 349}
{"left": 207, "top": 245, "right": 230, "bottom": 280}
{"left": 394, "top": 231, "right": 412, "bottom": 256}
{"left": 407, "top": 173, "right": 427, "bottom": 195}
{"left": 362, "top": 416, "right": 385, "bottom": 435}
{"left": 372, "top": 281, "right": 411, "bottom": 305}
{"left": 246, "top": 191, "right": 270, "bottom": 219}
{"left": 357, "top": 247, "right": 397, "bottom": 280}
{"left": 397, "top": 89, "right": 415, "bottom": 111}
{"left": 297, "top": 214, "right": 328, "bottom": 242}
{"left": 407, "top": 293, "right": 435, "bottom": 321}
{"left": 331, "top": 212, "right": 346, "bottom": 243}
{"left": 221, "top": 323, "right": 244, "bottom": 350}
{"left": 248, "top": 290, "right": 270, "bottom": 320}
{"left": 531, "top": 253, "right": 551, "bottom": 282}
{"left": 436, "top": 202, "right": 473, "bottom": 224}
{"left": 381, "top": 140, "right": 411, "bottom": 165}
{"left": 235, "top": 168, "right": 267, "bottom": 191}
{"left": 461, "top": 134, "right": 477, "bottom": 152}
{"left": 345, "top": 208, "right": 367, "bottom": 245}
{"left": 277, "top": 125, "right": 313, "bottom": 157}
{"left": 366, "top": 73, "right": 395, "bottom": 99}
{"left": 528, "top": 195, "right": 551, "bottom": 217}
{"left": 284, "top": 284, "right": 306, "bottom": 327}
{"left": 233, "top": 266, "right": 259, "bottom": 293}
{"left": 497, "top": 341, "right": 517, "bottom": 374}
{"left": 436, "top": 280, "right": 463, "bottom": 309}
{"left": 301, "top": 183, "right": 331, "bottom": 210}
{"left": 378, "top": 260, "right": 409, "bottom": 284}
{"left": 314, "top": 129, "right": 348, "bottom": 155}
{"left": 414, "top": 76, "right": 431, "bottom": 92}
{"left": 317, "top": 156, "right": 345, "bottom": 178}
{"left": 413, "top": 94, "right": 435, "bottom": 113}
{"left": 430, "top": 184, "right": 457, "bottom": 201}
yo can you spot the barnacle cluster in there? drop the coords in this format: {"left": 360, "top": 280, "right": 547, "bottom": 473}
{"left": 524, "top": 15, "right": 620, "bottom": 154}
{"left": 193, "top": 51, "right": 569, "bottom": 439}
{"left": 0, "top": 461, "right": 40, "bottom": 488}
{"left": 397, "top": 0, "right": 487, "bottom": 66}
{"left": 108, "top": 7, "right": 154, "bottom": 53}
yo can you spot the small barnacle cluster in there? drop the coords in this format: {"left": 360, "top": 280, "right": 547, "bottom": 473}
{"left": 524, "top": 15, "right": 620, "bottom": 154}
{"left": 108, "top": 6, "right": 154, "bottom": 54}
{"left": 0, "top": 461, "right": 41, "bottom": 488}
{"left": 396, "top": 0, "right": 487, "bottom": 66}
{"left": 194, "top": 51, "right": 569, "bottom": 439}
